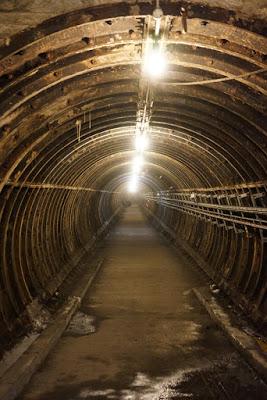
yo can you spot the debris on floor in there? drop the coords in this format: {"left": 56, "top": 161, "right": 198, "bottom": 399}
{"left": 65, "top": 312, "right": 96, "bottom": 336}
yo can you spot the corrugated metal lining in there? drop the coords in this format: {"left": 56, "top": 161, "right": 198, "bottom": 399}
{"left": 0, "top": 1, "right": 266, "bottom": 345}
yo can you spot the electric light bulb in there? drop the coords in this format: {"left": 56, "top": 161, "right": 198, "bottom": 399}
{"left": 128, "top": 175, "right": 138, "bottom": 193}
{"left": 133, "top": 155, "right": 143, "bottom": 170}
{"left": 135, "top": 134, "right": 149, "bottom": 152}
{"left": 143, "top": 46, "right": 166, "bottom": 78}
{"left": 132, "top": 162, "right": 141, "bottom": 174}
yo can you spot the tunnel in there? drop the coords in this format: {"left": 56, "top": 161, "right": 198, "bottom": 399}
{"left": 0, "top": 0, "right": 267, "bottom": 398}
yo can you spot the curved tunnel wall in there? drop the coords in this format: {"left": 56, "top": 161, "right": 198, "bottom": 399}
{"left": 0, "top": 0, "right": 266, "bottom": 345}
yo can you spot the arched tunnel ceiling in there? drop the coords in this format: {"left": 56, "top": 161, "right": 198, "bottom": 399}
{"left": 0, "top": 0, "right": 267, "bottom": 41}
{"left": 0, "top": 0, "right": 267, "bottom": 194}
{"left": 0, "top": 0, "right": 267, "bottom": 342}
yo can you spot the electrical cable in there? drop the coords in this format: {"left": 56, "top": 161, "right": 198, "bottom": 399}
{"left": 159, "top": 67, "right": 267, "bottom": 86}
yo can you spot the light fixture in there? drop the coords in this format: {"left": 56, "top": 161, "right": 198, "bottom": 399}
{"left": 128, "top": 175, "right": 138, "bottom": 193}
{"left": 142, "top": 1, "right": 166, "bottom": 79}
{"left": 132, "top": 163, "right": 141, "bottom": 174}
{"left": 143, "top": 43, "right": 166, "bottom": 79}
{"left": 126, "top": 1, "right": 166, "bottom": 194}
{"left": 133, "top": 155, "right": 143, "bottom": 169}
{"left": 135, "top": 134, "right": 149, "bottom": 152}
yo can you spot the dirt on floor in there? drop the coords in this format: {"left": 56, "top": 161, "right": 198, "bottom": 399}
{"left": 18, "top": 206, "right": 267, "bottom": 400}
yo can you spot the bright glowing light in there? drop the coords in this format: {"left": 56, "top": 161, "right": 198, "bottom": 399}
{"left": 133, "top": 155, "right": 143, "bottom": 170}
{"left": 143, "top": 45, "right": 166, "bottom": 78}
{"left": 155, "top": 17, "right": 161, "bottom": 36}
{"left": 128, "top": 175, "right": 138, "bottom": 193}
{"left": 132, "top": 162, "right": 141, "bottom": 174}
{"left": 135, "top": 134, "right": 149, "bottom": 152}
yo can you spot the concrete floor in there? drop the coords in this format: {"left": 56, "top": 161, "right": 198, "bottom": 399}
{"left": 19, "top": 206, "right": 267, "bottom": 399}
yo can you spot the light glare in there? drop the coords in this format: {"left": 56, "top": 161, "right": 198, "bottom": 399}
{"left": 143, "top": 46, "right": 166, "bottom": 78}
{"left": 135, "top": 134, "right": 149, "bottom": 152}
{"left": 128, "top": 175, "right": 138, "bottom": 193}
{"left": 133, "top": 155, "right": 143, "bottom": 169}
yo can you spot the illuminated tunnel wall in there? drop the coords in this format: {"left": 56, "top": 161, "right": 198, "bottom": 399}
{"left": 0, "top": 0, "right": 266, "bottom": 345}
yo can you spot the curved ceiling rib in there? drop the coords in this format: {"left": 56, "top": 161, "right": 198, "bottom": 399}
{"left": 0, "top": 0, "right": 266, "bottom": 345}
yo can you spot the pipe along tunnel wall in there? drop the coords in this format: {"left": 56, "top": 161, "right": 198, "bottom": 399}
{"left": 0, "top": 0, "right": 267, "bottom": 350}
